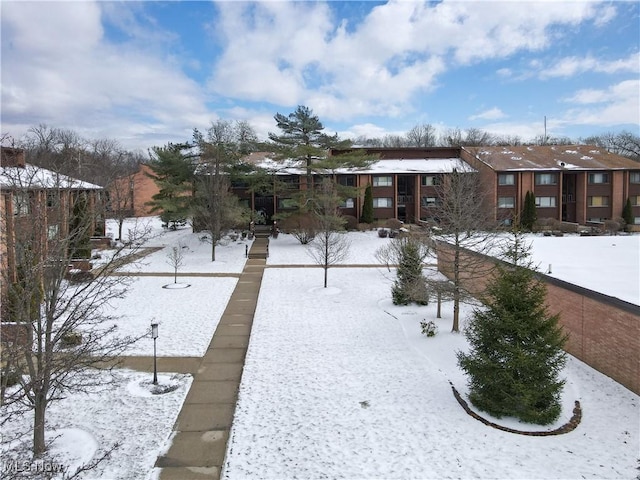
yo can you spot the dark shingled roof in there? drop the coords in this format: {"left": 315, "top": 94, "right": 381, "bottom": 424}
{"left": 465, "top": 145, "right": 640, "bottom": 171}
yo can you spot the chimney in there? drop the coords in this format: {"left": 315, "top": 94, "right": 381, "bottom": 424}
{"left": 1, "top": 147, "right": 26, "bottom": 168}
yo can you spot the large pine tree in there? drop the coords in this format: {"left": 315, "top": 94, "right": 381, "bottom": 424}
{"left": 457, "top": 230, "right": 567, "bottom": 425}
{"left": 147, "top": 143, "right": 194, "bottom": 229}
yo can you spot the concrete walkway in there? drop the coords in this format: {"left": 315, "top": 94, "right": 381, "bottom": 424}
{"left": 154, "top": 236, "right": 269, "bottom": 480}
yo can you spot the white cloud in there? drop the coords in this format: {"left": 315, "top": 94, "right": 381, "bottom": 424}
{"left": 469, "top": 107, "right": 507, "bottom": 121}
{"left": 1, "top": 1, "right": 212, "bottom": 149}
{"left": 541, "top": 52, "right": 640, "bottom": 78}
{"left": 561, "top": 80, "right": 640, "bottom": 127}
{"left": 207, "top": 0, "right": 608, "bottom": 123}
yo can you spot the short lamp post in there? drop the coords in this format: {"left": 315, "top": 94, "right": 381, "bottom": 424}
{"left": 151, "top": 322, "right": 159, "bottom": 385}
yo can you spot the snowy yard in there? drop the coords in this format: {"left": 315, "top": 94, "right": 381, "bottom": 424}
{"left": 222, "top": 267, "right": 639, "bottom": 479}
{"left": 3, "top": 217, "right": 638, "bottom": 479}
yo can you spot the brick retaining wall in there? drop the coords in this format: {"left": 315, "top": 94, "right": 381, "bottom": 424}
{"left": 436, "top": 240, "right": 640, "bottom": 395}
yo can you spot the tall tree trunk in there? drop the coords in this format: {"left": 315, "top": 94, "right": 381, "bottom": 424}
{"left": 437, "top": 291, "right": 442, "bottom": 319}
{"left": 452, "top": 238, "right": 461, "bottom": 332}
{"left": 33, "top": 393, "right": 47, "bottom": 456}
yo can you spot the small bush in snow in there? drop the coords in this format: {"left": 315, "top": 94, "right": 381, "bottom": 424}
{"left": 420, "top": 320, "right": 438, "bottom": 337}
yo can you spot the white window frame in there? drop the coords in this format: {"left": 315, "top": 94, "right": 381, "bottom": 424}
{"left": 535, "top": 173, "right": 557, "bottom": 185}
{"left": 631, "top": 195, "right": 640, "bottom": 206}
{"left": 421, "top": 175, "right": 439, "bottom": 187}
{"left": 421, "top": 196, "right": 437, "bottom": 207}
{"left": 588, "top": 196, "right": 609, "bottom": 207}
{"left": 12, "top": 192, "right": 30, "bottom": 216}
{"left": 498, "top": 197, "right": 515, "bottom": 208}
{"left": 372, "top": 176, "right": 393, "bottom": 187}
{"left": 373, "top": 197, "right": 393, "bottom": 208}
{"left": 535, "top": 196, "right": 556, "bottom": 208}
{"left": 498, "top": 173, "right": 515, "bottom": 186}
{"left": 340, "top": 198, "right": 355, "bottom": 208}
{"left": 588, "top": 172, "right": 609, "bottom": 184}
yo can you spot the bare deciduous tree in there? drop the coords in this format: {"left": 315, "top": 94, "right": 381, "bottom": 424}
{"left": 305, "top": 179, "right": 350, "bottom": 288}
{"left": 429, "top": 163, "right": 498, "bottom": 332}
{"left": 166, "top": 244, "right": 186, "bottom": 283}
{"left": 0, "top": 164, "right": 149, "bottom": 463}
{"left": 192, "top": 121, "right": 253, "bottom": 261}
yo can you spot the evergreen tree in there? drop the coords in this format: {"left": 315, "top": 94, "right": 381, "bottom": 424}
{"left": 521, "top": 191, "right": 537, "bottom": 231}
{"left": 147, "top": 143, "right": 194, "bottom": 229}
{"left": 622, "top": 197, "right": 633, "bottom": 226}
{"left": 391, "top": 236, "right": 429, "bottom": 305}
{"left": 268, "top": 106, "right": 376, "bottom": 236}
{"left": 69, "top": 193, "right": 92, "bottom": 259}
{"left": 457, "top": 230, "right": 567, "bottom": 425}
{"left": 361, "top": 184, "right": 374, "bottom": 223}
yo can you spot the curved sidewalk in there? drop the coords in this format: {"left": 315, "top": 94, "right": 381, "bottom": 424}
{"left": 154, "top": 239, "right": 268, "bottom": 480}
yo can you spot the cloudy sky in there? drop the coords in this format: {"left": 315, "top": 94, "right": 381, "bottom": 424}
{"left": 1, "top": 0, "right": 638, "bottom": 151}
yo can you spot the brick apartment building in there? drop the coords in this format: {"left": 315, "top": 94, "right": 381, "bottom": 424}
{"left": 235, "top": 146, "right": 640, "bottom": 227}
{"left": 460, "top": 145, "right": 640, "bottom": 227}
{"left": 116, "top": 145, "right": 640, "bottom": 229}
{"left": 0, "top": 147, "right": 105, "bottom": 291}
{"left": 110, "top": 163, "right": 160, "bottom": 217}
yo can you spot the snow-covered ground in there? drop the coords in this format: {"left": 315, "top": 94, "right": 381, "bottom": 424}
{"left": 3, "top": 217, "right": 637, "bottom": 479}
{"left": 222, "top": 267, "right": 639, "bottom": 479}
{"left": 2, "top": 370, "right": 191, "bottom": 480}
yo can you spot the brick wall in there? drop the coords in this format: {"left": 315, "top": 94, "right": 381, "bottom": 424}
{"left": 436, "top": 240, "right": 640, "bottom": 394}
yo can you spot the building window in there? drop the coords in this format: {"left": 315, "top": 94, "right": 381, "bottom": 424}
{"left": 588, "top": 173, "right": 609, "bottom": 184}
{"left": 535, "top": 196, "right": 556, "bottom": 208}
{"left": 501, "top": 218, "right": 513, "bottom": 226}
{"left": 373, "top": 176, "right": 392, "bottom": 187}
{"left": 46, "top": 191, "right": 60, "bottom": 208}
{"left": 339, "top": 198, "right": 355, "bottom": 208}
{"left": 47, "top": 224, "right": 59, "bottom": 240}
{"left": 373, "top": 197, "right": 393, "bottom": 208}
{"left": 588, "top": 196, "right": 609, "bottom": 207}
{"left": 631, "top": 195, "right": 640, "bottom": 206}
{"left": 498, "top": 173, "right": 515, "bottom": 185}
{"left": 634, "top": 217, "right": 640, "bottom": 225}
{"left": 339, "top": 176, "right": 356, "bottom": 187}
{"left": 278, "top": 198, "right": 298, "bottom": 209}
{"left": 535, "top": 173, "right": 557, "bottom": 185}
{"left": 498, "top": 197, "right": 515, "bottom": 208}
{"left": 12, "top": 192, "right": 31, "bottom": 216}
{"left": 421, "top": 175, "right": 440, "bottom": 186}
{"left": 421, "top": 196, "right": 438, "bottom": 207}
{"left": 630, "top": 172, "right": 640, "bottom": 183}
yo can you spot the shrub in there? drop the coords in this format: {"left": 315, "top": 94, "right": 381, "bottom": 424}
{"left": 357, "top": 223, "right": 371, "bottom": 232}
{"left": 61, "top": 331, "right": 82, "bottom": 348}
{"left": 343, "top": 215, "right": 358, "bottom": 231}
{"left": 279, "top": 213, "right": 318, "bottom": 244}
{"left": 420, "top": 320, "right": 438, "bottom": 337}
{"left": 1, "top": 368, "right": 21, "bottom": 388}
{"left": 385, "top": 218, "right": 403, "bottom": 230}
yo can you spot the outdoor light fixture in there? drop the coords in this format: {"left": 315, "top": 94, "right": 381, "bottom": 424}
{"left": 151, "top": 322, "right": 159, "bottom": 385}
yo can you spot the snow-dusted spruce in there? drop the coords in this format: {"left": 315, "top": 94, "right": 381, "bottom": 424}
{"left": 375, "top": 234, "right": 431, "bottom": 306}
{"left": 0, "top": 174, "right": 151, "bottom": 467}
{"left": 457, "top": 230, "right": 568, "bottom": 425}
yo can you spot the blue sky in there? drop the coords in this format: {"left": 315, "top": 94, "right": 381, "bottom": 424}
{"left": 1, "top": 1, "right": 638, "bottom": 151}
